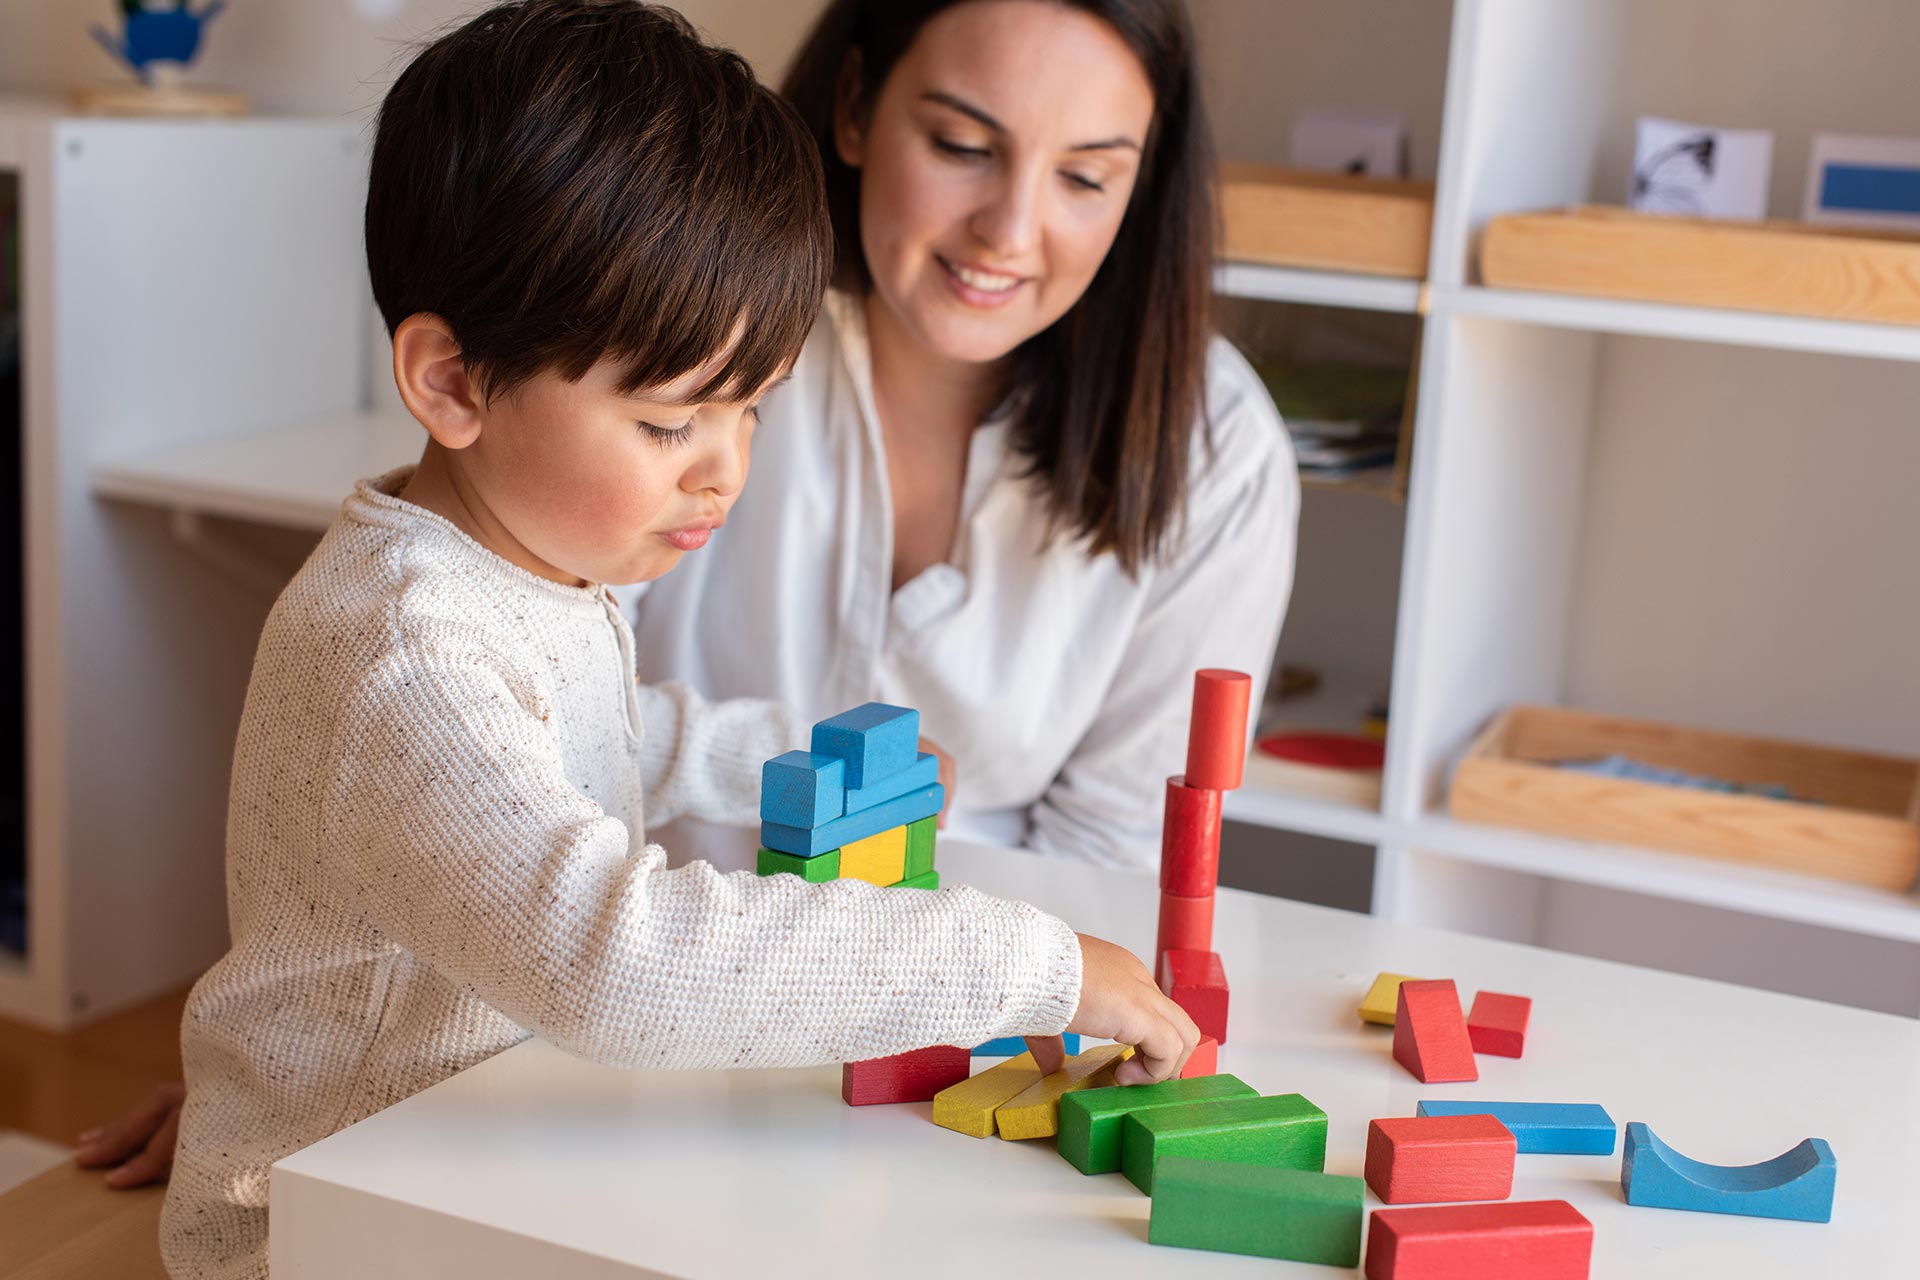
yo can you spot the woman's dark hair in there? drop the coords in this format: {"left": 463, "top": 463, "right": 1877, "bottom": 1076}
{"left": 367, "top": 0, "right": 831, "bottom": 403}
{"left": 784, "top": 0, "right": 1215, "bottom": 574}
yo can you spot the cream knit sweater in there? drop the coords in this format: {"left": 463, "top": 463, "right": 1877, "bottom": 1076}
{"left": 160, "top": 472, "right": 1083, "bottom": 1280}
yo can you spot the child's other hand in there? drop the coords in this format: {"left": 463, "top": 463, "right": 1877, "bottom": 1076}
{"left": 1066, "top": 934, "right": 1200, "bottom": 1084}
{"left": 74, "top": 1080, "right": 185, "bottom": 1189}
{"left": 919, "top": 735, "right": 956, "bottom": 828}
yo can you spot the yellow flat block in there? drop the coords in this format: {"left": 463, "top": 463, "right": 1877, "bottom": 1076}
{"left": 839, "top": 825, "right": 908, "bottom": 885}
{"left": 1359, "top": 972, "right": 1422, "bottom": 1026}
{"left": 994, "top": 1043, "right": 1136, "bottom": 1141}
{"left": 933, "top": 1052, "right": 1044, "bottom": 1138}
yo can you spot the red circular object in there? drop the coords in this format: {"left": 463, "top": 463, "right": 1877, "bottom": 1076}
{"left": 1256, "top": 732, "right": 1385, "bottom": 770}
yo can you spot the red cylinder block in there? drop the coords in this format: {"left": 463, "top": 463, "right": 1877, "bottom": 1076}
{"left": 1156, "top": 890, "right": 1214, "bottom": 957}
{"left": 1160, "top": 775, "right": 1223, "bottom": 896}
{"left": 1185, "top": 669, "right": 1252, "bottom": 792}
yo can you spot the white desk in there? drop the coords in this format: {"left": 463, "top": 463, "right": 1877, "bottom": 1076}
{"left": 273, "top": 839, "right": 1920, "bottom": 1278}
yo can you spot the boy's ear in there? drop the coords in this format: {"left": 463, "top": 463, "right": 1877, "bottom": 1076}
{"left": 832, "top": 49, "right": 867, "bottom": 168}
{"left": 392, "top": 313, "right": 484, "bottom": 450}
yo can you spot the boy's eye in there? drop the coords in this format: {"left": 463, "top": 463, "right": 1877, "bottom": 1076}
{"left": 934, "top": 137, "right": 990, "bottom": 161}
{"left": 638, "top": 420, "right": 694, "bottom": 447}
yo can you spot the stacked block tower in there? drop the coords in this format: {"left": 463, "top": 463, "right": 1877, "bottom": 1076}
{"left": 1156, "top": 669, "right": 1253, "bottom": 1050}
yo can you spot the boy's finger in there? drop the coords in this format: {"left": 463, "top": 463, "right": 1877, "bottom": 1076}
{"left": 104, "top": 1108, "right": 180, "bottom": 1190}
{"left": 1025, "top": 1034, "right": 1066, "bottom": 1075}
{"left": 74, "top": 1087, "right": 181, "bottom": 1167}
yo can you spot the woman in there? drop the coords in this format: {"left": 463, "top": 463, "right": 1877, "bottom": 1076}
{"left": 632, "top": 0, "right": 1297, "bottom": 870}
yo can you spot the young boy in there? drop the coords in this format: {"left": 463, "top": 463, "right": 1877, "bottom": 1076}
{"left": 159, "top": 4, "right": 1197, "bottom": 1276}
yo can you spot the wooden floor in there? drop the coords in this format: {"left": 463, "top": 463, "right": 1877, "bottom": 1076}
{"left": 0, "top": 986, "right": 188, "bottom": 1280}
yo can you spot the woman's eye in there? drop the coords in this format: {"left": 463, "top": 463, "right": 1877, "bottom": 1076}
{"left": 638, "top": 421, "right": 694, "bottom": 447}
{"left": 934, "top": 137, "right": 990, "bottom": 160}
{"left": 1062, "top": 171, "right": 1106, "bottom": 194}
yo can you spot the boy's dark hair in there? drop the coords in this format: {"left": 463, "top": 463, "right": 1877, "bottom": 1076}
{"left": 784, "top": 0, "right": 1216, "bottom": 575}
{"left": 366, "top": 0, "right": 831, "bottom": 403}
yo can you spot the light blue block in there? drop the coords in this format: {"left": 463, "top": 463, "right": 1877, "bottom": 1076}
{"left": 759, "top": 751, "right": 845, "bottom": 827}
{"left": 1416, "top": 1101, "right": 1618, "bottom": 1155}
{"left": 811, "top": 703, "right": 919, "bottom": 788}
{"left": 1621, "top": 1122, "right": 1835, "bottom": 1223}
{"left": 844, "top": 752, "right": 939, "bottom": 814}
{"left": 973, "top": 1034, "right": 1082, "bottom": 1057}
{"left": 761, "top": 784, "right": 943, "bottom": 858}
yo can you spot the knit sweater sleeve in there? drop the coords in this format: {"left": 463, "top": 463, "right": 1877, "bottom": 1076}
{"left": 318, "top": 653, "right": 1080, "bottom": 1069}
{"left": 632, "top": 679, "right": 808, "bottom": 829}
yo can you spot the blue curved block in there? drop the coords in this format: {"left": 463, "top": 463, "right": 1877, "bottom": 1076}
{"left": 1417, "top": 1101, "right": 1616, "bottom": 1155}
{"left": 1622, "top": 1122, "right": 1835, "bottom": 1223}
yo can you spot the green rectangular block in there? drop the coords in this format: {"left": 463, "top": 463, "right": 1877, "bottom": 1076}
{"left": 905, "top": 816, "right": 937, "bottom": 878}
{"left": 1058, "top": 1074, "right": 1258, "bottom": 1174}
{"left": 1121, "top": 1093, "right": 1327, "bottom": 1194}
{"left": 1148, "top": 1158, "right": 1364, "bottom": 1266}
{"left": 896, "top": 869, "right": 940, "bottom": 890}
{"left": 757, "top": 845, "right": 841, "bottom": 882}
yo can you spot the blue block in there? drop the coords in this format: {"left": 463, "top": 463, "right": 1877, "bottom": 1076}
{"left": 811, "top": 703, "right": 919, "bottom": 788}
{"left": 759, "top": 751, "right": 845, "bottom": 827}
{"left": 844, "top": 752, "right": 939, "bottom": 814}
{"left": 1621, "top": 1122, "right": 1835, "bottom": 1223}
{"left": 1416, "top": 1101, "right": 1618, "bottom": 1155}
{"left": 973, "top": 1034, "right": 1082, "bottom": 1057}
{"left": 761, "top": 784, "right": 943, "bottom": 858}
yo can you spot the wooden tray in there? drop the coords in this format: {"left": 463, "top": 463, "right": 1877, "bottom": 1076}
{"left": 1480, "top": 205, "right": 1920, "bottom": 325}
{"left": 1449, "top": 706, "right": 1920, "bottom": 891}
{"left": 1219, "top": 165, "right": 1434, "bottom": 279}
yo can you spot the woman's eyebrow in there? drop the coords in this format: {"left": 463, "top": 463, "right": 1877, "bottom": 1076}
{"left": 920, "top": 90, "right": 1141, "bottom": 153}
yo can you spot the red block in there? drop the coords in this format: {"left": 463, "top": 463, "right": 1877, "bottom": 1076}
{"left": 1467, "top": 990, "right": 1531, "bottom": 1058}
{"left": 841, "top": 1045, "right": 972, "bottom": 1106}
{"left": 1157, "top": 948, "right": 1230, "bottom": 1045}
{"left": 1365, "top": 1115, "right": 1516, "bottom": 1204}
{"left": 1364, "top": 1200, "right": 1593, "bottom": 1280}
{"left": 1159, "top": 775, "right": 1224, "bottom": 897}
{"left": 1156, "top": 890, "right": 1214, "bottom": 956}
{"left": 1179, "top": 1035, "right": 1220, "bottom": 1079}
{"left": 1185, "top": 669, "right": 1252, "bottom": 792}
{"left": 1393, "top": 980, "right": 1478, "bottom": 1084}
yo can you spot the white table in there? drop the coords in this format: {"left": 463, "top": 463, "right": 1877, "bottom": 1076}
{"left": 273, "top": 839, "right": 1920, "bottom": 1278}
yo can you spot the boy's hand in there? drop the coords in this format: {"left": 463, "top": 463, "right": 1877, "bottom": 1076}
{"left": 919, "top": 736, "right": 957, "bottom": 828}
{"left": 1063, "top": 934, "right": 1200, "bottom": 1084}
{"left": 74, "top": 1080, "right": 185, "bottom": 1189}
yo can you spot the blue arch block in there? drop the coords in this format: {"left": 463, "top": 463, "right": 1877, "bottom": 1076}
{"left": 1621, "top": 1122, "right": 1835, "bottom": 1223}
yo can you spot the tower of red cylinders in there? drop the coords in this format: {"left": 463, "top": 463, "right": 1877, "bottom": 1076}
{"left": 1154, "top": 669, "right": 1251, "bottom": 1054}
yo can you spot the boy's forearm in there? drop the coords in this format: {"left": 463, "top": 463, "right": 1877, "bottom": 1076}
{"left": 634, "top": 680, "right": 808, "bottom": 829}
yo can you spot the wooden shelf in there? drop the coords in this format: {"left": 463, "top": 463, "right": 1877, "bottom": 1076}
{"left": 1218, "top": 165, "right": 1435, "bottom": 279}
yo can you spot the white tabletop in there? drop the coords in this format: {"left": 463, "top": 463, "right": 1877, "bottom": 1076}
{"left": 272, "top": 839, "right": 1920, "bottom": 1279}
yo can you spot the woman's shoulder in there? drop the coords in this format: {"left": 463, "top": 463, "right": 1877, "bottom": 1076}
{"left": 1188, "top": 334, "right": 1298, "bottom": 513}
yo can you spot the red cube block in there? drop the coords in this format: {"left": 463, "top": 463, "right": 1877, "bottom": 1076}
{"left": 841, "top": 1045, "right": 972, "bottom": 1106}
{"left": 1365, "top": 1114, "right": 1517, "bottom": 1204}
{"left": 1393, "top": 979, "right": 1478, "bottom": 1084}
{"left": 1157, "top": 948, "right": 1230, "bottom": 1045}
{"left": 1467, "top": 990, "right": 1532, "bottom": 1058}
{"left": 1365, "top": 1200, "right": 1593, "bottom": 1280}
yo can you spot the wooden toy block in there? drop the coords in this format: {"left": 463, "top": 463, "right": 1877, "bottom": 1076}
{"left": 1157, "top": 948, "right": 1230, "bottom": 1045}
{"left": 1185, "top": 669, "right": 1253, "bottom": 791}
{"left": 1180, "top": 1035, "right": 1219, "bottom": 1079}
{"left": 1156, "top": 890, "right": 1214, "bottom": 956}
{"left": 933, "top": 1052, "right": 1044, "bottom": 1138}
{"left": 1364, "top": 1200, "right": 1593, "bottom": 1280}
{"left": 811, "top": 702, "right": 919, "bottom": 788}
{"left": 755, "top": 845, "right": 841, "bottom": 882}
{"left": 843, "top": 751, "right": 939, "bottom": 814}
{"left": 759, "top": 750, "right": 845, "bottom": 827}
{"left": 993, "top": 1043, "right": 1135, "bottom": 1141}
{"left": 1159, "top": 775, "right": 1223, "bottom": 897}
{"left": 840, "top": 1045, "right": 971, "bottom": 1106}
{"left": 974, "top": 1034, "right": 1080, "bottom": 1057}
{"left": 1056, "top": 1072, "right": 1255, "bottom": 1174}
{"left": 1149, "top": 1159, "right": 1364, "bottom": 1266}
{"left": 1466, "top": 990, "right": 1531, "bottom": 1058}
{"left": 1365, "top": 1115, "right": 1516, "bottom": 1204}
{"left": 1621, "top": 1122, "right": 1836, "bottom": 1222}
{"left": 895, "top": 869, "right": 940, "bottom": 890}
{"left": 838, "top": 824, "right": 908, "bottom": 886}
{"left": 1393, "top": 979, "right": 1478, "bottom": 1083}
{"left": 903, "top": 815, "right": 937, "bottom": 878}
{"left": 1416, "top": 1102, "right": 1617, "bottom": 1155}
{"left": 1359, "top": 972, "right": 1422, "bottom": 1026}
{"left": 1120, "top": 1092, "right": 1327, "bottom": 1194}
{"left": 761, "top": 783, "right": 944, "bottom": 857}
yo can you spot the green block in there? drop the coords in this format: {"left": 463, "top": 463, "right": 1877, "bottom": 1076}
{"left": 1148, "top": 1158, "right": 1363, "bottom": 1266}
{"left": 905, "top": 816, "right": 937, "bottom": 878}
{"left": 1058, "top": 1074, "right": 1258, "bottom": 1174}
{"left": 756, "top": 846, "right": 841, "bottom": 882}
{"left": 895, "top": 869, "right": 940, "bottom": 890}
{"left": 1121, "top": 1093, "right": 1327, "bottom": 1194}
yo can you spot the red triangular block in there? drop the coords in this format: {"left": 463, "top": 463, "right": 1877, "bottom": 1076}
{"left": 1393, "top": 979, "right": 1478, "bottom": 1083}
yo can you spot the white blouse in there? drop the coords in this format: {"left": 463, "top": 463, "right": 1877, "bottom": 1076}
{"left": 625, "top": 291, "right": 1299, "bottom": 873}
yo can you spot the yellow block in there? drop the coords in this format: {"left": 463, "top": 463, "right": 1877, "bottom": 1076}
{"left": 1359, "top": 972, "right": 1422, "bottom": 1026}
{"left": 994, "top": 1043, "right": 1136, "bottom": 1141}
{"left": 933, "top": 1052, "right": 1044, "bottom": 1138}
{"left": 839, "top": 825, "right": 908, "bottom": 885}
